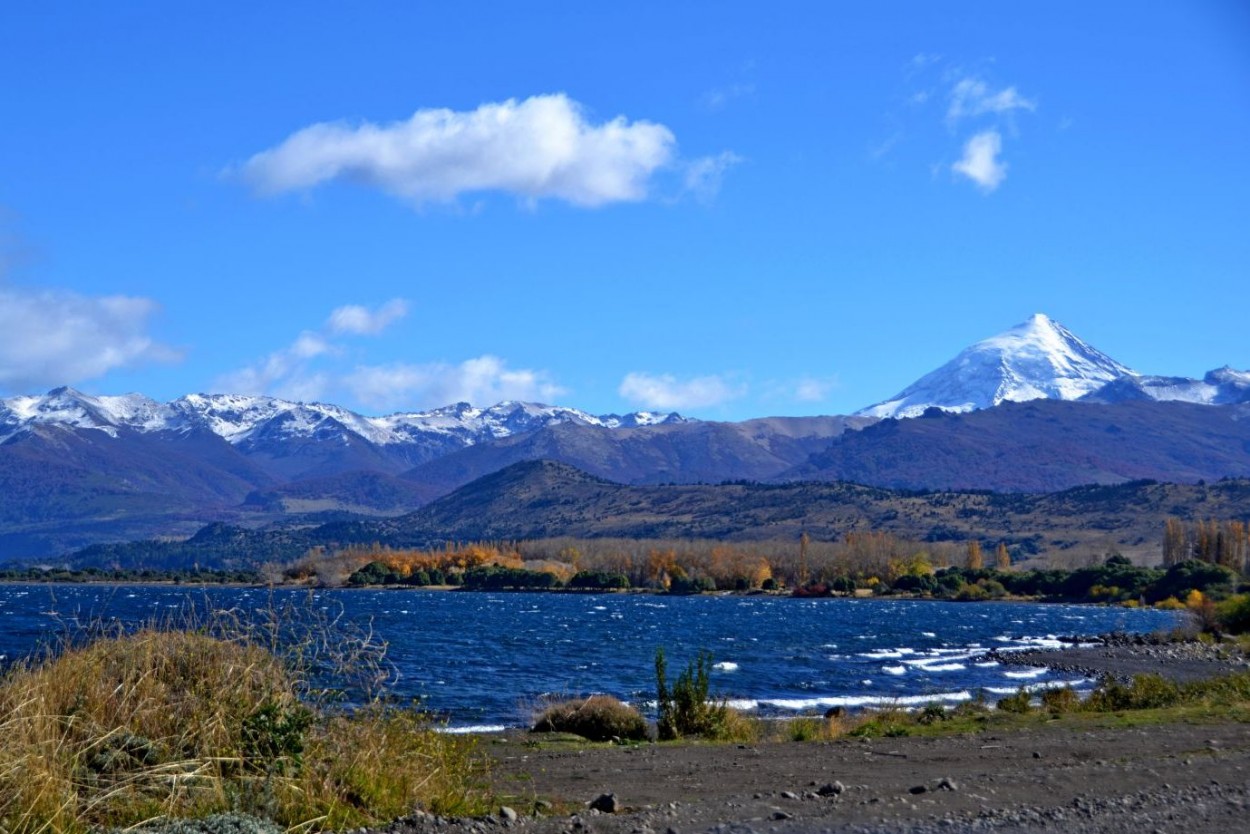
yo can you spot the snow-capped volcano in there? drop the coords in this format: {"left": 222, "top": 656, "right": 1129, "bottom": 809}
{"left": 858, "top": 314, "right": 1137, "bottom": 419}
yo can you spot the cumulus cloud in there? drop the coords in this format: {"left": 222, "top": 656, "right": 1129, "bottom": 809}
{"left": 215, "top": 299, "right": 406, "bottom": 401}
{"left": 236, "top": 93, "right": 679, "bottom": 208}
{"left": 0, "top": 286, "right": 179, "bottom": 391}
{"left": 618, "top": 372, "right": 745, "bottom": 411}
{"left": 328, "top": 299, "right": 409, "bottom": 335}
{"left": 947, "top": 77, "right": 1036, "bottom": 125}
{"left": 952, "top": 130, "right": 1007, "bottom": 192}
{"left": 214, "top": 330, "right": 334, "bottom": 400}
{"left": 345, "top": 355, "right": 565, "bottom": 411}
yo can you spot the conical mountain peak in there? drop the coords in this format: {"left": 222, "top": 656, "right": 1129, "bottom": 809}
{"left": 858, "top": 315, "right": 1136, "bottom": 419}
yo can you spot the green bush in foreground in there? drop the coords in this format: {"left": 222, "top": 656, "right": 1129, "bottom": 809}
{"left": 531, "top": 695, "right": 648, "bottom": 741}
{"left": 655, "top": 648, "right": 755, "bottom": 741}
{"left": 0, "top": 628, "right": 487, "bottom": 834}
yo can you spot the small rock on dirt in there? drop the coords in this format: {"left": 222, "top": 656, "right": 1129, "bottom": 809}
{"left": 590, "top": 793, "right": 621, "bottom": 814}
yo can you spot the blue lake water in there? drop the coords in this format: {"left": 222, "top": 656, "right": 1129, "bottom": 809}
{"left": 0, "top": 585, "right": 1181, "bottom": 730}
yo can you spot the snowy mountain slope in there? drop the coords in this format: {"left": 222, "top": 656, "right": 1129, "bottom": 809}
{"left": 855, "top": 313, "right": 1249, "bottom": 419}
{"left": 0, "top": 389, "right": 689, "bottom": 449}
{"left": 1082, "top": 366, "right": 1250, "bottom": 406}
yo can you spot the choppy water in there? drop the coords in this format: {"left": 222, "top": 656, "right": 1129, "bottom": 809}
{"left": 0, "top": 585, "right": 1180, "bottom": 730}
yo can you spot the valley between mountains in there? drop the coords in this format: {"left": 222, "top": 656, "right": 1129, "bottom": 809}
{"left": 2, "top": 314, "right": 1248, "bottom": 564}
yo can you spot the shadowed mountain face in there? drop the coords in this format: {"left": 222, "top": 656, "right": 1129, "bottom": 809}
{"left": 384, "top": 460, "right": 1250, "bottom": 552}
{"left": 790, "top": 400, "right": 1250, "bottom": 493}
{"left": 400, "top": 415, "right": 871, "bottom": 497}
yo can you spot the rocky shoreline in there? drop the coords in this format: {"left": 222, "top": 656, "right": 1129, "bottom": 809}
{"left": 361, "top": 635, "right": 1249, "bottom": 834}
{"left": 987, "top": 631, "right": 1250, "bottom": 684}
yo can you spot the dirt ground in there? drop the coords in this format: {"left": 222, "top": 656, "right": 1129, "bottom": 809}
{"left": 371, "top": 639, "right": 1250, "bottom": 834}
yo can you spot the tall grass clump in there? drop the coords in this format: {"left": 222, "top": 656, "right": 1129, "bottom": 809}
{"left": 654, "top": 648, "right": 757, "bottom": 742}
{"left": 0, "top": 606, "right": 487, "bottom": 834}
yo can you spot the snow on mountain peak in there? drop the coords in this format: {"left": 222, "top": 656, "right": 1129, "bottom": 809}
{"left": 858, "top": 314, "right": 1137, "bottom": 419}
{"left": 0, "top": 388, "right": 692, "bottom": 449}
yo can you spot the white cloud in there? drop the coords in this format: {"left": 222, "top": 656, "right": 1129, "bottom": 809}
{"left": 345, "top": 356, "right": 565, "bottom": 411}
{"left": 215, "top": 331, "right": 332, "bottom": 400}
{"left": 216, "top": 299, "right": 406, "bottom": 401}
{"left": 236, "top": 93, "right": 678, "bottom": 208}
{"left": 682, "top": 152, "right": 743, "bottom": 203}
{"left": 702, "top": 82, "right": 757, "bottom": 112}
{"left": 793, "top": 376, "right": 838, "bottom": 403}
{"left": 952, "top": 130, "right": 1007, "bottom": 192}
{"left": 327, "top": 299, "right": 409, "bottom": 335}
{"left": 618, "top": 372, "right": 745, "bottom": 411}
{"left": 947, "top": 77, "right": 1036, "bottom": 125}
{"left": 0, "top": 286, "right": 179, "bottom": 390}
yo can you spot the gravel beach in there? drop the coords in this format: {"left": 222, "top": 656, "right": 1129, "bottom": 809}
{"left": 366, "top": 637, "right": 1250, "bottom": 834}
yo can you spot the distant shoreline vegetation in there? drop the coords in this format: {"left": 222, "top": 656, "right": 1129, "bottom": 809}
{"left": 0, "top": 565, "right": 261, "bottom": 585}
{"left": 7, "top": 516, "right": 1249, "bottom": 610}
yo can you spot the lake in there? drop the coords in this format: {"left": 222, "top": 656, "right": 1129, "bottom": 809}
{"left": 0, "top": 584, "right": 1181, "bottom": 730}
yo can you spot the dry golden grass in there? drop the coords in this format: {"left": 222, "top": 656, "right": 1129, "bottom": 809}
{"left": 0, "top": 627, "right": 488, "bottom": 834}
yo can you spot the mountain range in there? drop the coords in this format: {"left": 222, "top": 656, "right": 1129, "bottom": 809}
{"left": 3, "top": 314, "right": 1248, "bottom": 561}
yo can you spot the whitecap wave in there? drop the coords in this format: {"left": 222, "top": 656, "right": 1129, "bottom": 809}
{"left": 758, "top": 690, "right": 973, "bottom": 711}
{"left": 1004, "top": 668, "right": 1048, "bottom": 679}
{"left": 858, "top": 648, "right": 916, "bottom": 659}
{"left": 883, "top": 665, "right": 907, "bottom": 675}
{"left": 713, "top": 661, "right": 739, "bottom": 671}
{"left": 986, "top": 677, "right": 1091, "bottom": 696}
{"left": 438, "top": 724, "right": 507, "bottom": 734}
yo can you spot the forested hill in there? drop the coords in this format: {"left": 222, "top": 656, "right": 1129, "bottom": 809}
{"left": 61, "top": 461, "right": 1250, "bottom": 571}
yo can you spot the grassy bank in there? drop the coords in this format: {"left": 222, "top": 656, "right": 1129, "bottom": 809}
{"left": 0, "top": 627, "right": 489, "bottom": 834}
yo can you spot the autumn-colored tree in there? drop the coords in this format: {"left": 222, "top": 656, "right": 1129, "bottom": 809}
{"left": 1162, "top": 517, "right": 1187, "bottom": 567}
{"left": 1217, "top": 520, "right": 1247, "bottom": 573}
{"left": 966, "top": 540, "right": 983, "bottom": 570}
{"left": 995, "top": 542, "right": 1011, "bottom": 571}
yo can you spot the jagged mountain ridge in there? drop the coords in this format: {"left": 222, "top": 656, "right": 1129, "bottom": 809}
{"left": 858, "top": 313, "right": 1249, "bottom": 418}
{"left": 0, "top": 388, "right": 687, "bottom": 448}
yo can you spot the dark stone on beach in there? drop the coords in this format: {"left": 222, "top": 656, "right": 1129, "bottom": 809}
{"left": 909, "top": 785, "right": 928, "bottom": 795}
{"left": 499, "top": 807, "right": 518, "bottom": 822}
{"left": 817, "top": 781, "right": 845, "bottom": 796}
{"left": 771, "top": 811, "right": 793, "bottom": 820}
{"left": 780, "top": 791, "right": 799, "bottom": 800}
{"left": 938, "top": 777, "right": 958, "bottom": 792}
{"left": 590, "top": 793, "right": 620, "bottom": 813}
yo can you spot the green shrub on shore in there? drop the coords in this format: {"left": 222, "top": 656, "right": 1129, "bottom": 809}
{"left": 1040, "top": 686, "right": 1080, "bottom": 714}
{"left": 996, "top": 688, "right": 1033, "bottom": 713}
{"left": 655, "top": 648, "right": 756, "bottom": 741}
{"left": 0, "top": 627, "right": 487, "bottom": 834}
{"left": 531, "top": 695, "right": 648, "bottom": 741}
{"left": 1083, "top": 673, "right": 1180, "bottom": 712}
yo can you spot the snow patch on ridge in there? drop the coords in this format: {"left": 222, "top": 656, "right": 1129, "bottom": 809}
{"left": 0, "top": 388, "right": 690, "bottom": 448}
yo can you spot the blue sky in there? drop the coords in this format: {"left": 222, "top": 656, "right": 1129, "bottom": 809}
{"left": 1, "top": 1, "right": 1247, "bottom": 420}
